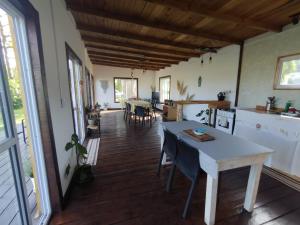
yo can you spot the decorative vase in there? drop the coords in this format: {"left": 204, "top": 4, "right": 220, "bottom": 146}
{"left": 217, "top": 92, "right": 225, "bottom": 101}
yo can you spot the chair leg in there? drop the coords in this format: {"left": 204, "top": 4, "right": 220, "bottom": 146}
{"left": 157, "top": 150, "right": 165, "bottom": 176}
{"left": 166, "top": 164, "right": 176, "bottom": 192}
{"left": 182, "top": 179, "right": 198, "bottom": 219}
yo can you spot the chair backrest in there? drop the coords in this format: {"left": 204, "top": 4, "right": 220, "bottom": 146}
{"left": 126, "top": 103, "right": 131, "bottom": 111}
{"left": 176, "top": 140, "right": 200, "bottom": 180}
{"left": 163, "top": 129, "right": 178, "bottom": 160}
{"left": 135, "top": 106, "right": 147, "bottom": 116}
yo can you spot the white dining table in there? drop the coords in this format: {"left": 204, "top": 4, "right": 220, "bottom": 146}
{"left": 127, "top": 100, "right": 152, "bottom": 112}
{"left": 161, "top": 121, "right": 273, "bottom": 225}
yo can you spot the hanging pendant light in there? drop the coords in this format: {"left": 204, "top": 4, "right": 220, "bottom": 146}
{"left": 130, "top": 68, "right": 134, "bottom": 78}
{"left": 201, "top": 56, "right": 204, "bottom": 66}
{"left": 209, "top": 53, "right": 212, "bottom": 64}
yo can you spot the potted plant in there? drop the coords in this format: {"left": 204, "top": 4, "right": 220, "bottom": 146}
{"left": 24, "top": 160, "right": 36, "bottom": 192}
{"left": 103, "top": 102, "right": 109, "bottom": 110}
{"left": 65, "top": 134, "right": 93, "bottom": 184}
{"left": 95, "top": 102, "right": 101, "bottom": 111}
{"left": 85, "top": 106, "right": 96, "bottom": 125}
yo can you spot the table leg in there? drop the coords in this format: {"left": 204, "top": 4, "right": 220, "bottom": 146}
{"left": 204, "top": 174, "right": 218, "bottom": 225}
{"left": 244, "top": 164, "right": 263, "bottom": 212}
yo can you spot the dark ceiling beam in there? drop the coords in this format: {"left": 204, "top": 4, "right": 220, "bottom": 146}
{"left": 85, "top": 44, "right": 188, "bottom": 62}
{"left": 77, "top": 23, "right": 218, "bottom": 52}
{"left": 89, "top": 55, "right": 171, "bottom": 66}
{"left": 88, "top": 50, "right": 179, "bottom": 64}
{"left": 90, "top": 59, "right": 165, "bottom": 69}
{"left": 82, "top": 35, "right": 199, "bottom": 57}
{"left": 143, "top": 0, "right": 281, "bottom": 32}
{"left": 67, "top": 3, "right": 240, "bottom": 44}
{"left": 91, "top": 60, "right": 162, "bottom": 71}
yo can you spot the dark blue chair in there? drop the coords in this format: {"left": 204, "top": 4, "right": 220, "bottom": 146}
{"left": 157, "top": 129, "right": 178, "bottom": 176}
{"left": 134, "top": 106, "right": 152, "bottom": 127}
{"left": 151, "top": 99, "right": 157, "bottom": 121}
{"left": 167, "top": 139, "right": 201, "bottom": 219}
{"left": 125, "top": 103, "right": 133, "bottom": 124}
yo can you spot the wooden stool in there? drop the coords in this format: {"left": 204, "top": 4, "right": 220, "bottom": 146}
{"left": 87, "top": 124, "right": 100, "bottom": 138}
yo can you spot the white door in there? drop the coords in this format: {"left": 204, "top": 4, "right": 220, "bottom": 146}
{"left": 0, "top": 2, "right": 51, "bottom": 224}
{"left": 67, "top": 52, "right": 85, "bottom": 143}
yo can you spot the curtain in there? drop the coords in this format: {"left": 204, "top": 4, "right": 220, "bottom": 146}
{"left": 159, "top": 77, "right": 170, "bottom": 103}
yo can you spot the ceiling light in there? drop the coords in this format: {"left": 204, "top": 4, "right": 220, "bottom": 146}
{"left": 290, "top": 13, "right": 300, "bottom": 25}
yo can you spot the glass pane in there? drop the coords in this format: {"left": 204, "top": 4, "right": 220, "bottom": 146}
{"left": 0, "top": 8, "right": 40, "bottom": 223}
{"left": 114, "top": 78, "right": 138, "bottom": 102}
{"left": 280, "top": 58, "right": 300, "bottom": 85}
{"left": 0, "top": 97, "right": 7, "bottom": 142}
{"left": 160, "top": 77, "right": 170, "bottom": 102}
{"left": 0, "top": 150, "right": 22, "bottom": 225}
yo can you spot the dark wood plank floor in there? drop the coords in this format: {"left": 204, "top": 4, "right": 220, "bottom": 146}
{"left": 51, "top": 110, "right": 300, "bottom": 225}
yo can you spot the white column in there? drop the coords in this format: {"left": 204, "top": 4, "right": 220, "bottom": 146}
{"left": 244, "top": 164, "right": 263, "bottom": 211}
{"left": 204, "top": 174, "right": 219, "bottom": 225}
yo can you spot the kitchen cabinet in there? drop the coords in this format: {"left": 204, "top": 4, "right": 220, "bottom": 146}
{"left": 234, "top": 109, "right": 300, "bottom": 177}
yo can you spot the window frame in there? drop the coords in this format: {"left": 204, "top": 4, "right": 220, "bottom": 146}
{"left": 113, "top": 77, "right": 139, "bottom": 103}
{"left": 274, "top": 53, "right": 300, "bottom": 90}
{"left": 159, "top": 75, "right": 171, "bottom": 103}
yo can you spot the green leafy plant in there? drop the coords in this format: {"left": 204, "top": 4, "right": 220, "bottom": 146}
{"left": 24, "top": 159, "right": 33, "bottom": 178}
{"left": 65, "top": 134, "right": 93, "bottom": 184}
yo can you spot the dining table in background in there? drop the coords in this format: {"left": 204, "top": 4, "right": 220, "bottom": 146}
{"left": 127, "top": 100, "right": 152, "bottom": 112}
{"left": 160, "top": 121, "right": 273, "bottom": 225}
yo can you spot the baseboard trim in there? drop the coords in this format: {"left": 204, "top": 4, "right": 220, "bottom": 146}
{"left": 263, "top": 166, "right": 300, "bottom": 192}
{"left": 61, "top": 173, "right": 75, "bottom": 209}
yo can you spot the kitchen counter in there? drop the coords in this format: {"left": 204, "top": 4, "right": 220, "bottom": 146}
{"left": 239, "top": 108, "right": 300, "bottom": 120}
{"left": 234, "top": 108, "right": 300, "bottom": 177}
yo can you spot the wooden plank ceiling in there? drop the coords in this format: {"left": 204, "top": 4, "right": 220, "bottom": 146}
{"left": 66, "top": 0, "right": 300, "bottom": 71}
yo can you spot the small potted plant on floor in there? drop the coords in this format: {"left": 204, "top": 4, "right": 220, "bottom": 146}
{"left": 95, "top": 102, "right": 101, "bottom": 111}
{"left": 103, "top": 102, "right": 109, "bottom": 111}
{"left": 85, "top": 106, "right": 96, "bottom": 125}
{"left": 65, "top": 134, "right": 93, "bottom": 184}
{"left": 24, "top": 160, "right": 36, "bottom": 192}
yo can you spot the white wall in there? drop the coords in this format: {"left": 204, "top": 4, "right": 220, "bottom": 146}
{"left": 155, "top": 45, "right": 240, "bottom": 105}
{"left": 29, "top": 0, "right": 93, "bottom": 194}
{"left": 93, "top": 65, "right": 156, "bottom": 108}
{"left": 239, "top": 24, "right": 300, "bottom": 109}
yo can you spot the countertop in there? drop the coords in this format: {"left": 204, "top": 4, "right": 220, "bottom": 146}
{"left": 237, "top": 108, "right": 300, "bottom": 120}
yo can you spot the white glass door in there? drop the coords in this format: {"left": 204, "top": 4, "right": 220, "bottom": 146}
{"left": 67, "top": 51, "right": 85, "bottom": 143}
{"left": 0, "top": 2, "right": 51, "bottom": 225}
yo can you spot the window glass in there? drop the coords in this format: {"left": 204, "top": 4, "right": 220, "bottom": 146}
{"left": 275, "top": 54, "right": 300, "bottom": 89}
{"left": 114, "top": 78, "right": 138, "bottom": 102}
{"left": 159, "top": 76, "right": 171, "bottom": 103}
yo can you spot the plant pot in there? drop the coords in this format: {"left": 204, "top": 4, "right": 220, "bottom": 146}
{"left": 30, "top": 177, "right": 36, "bottom": 193}
{"left": 75, "top": 164, "right": 94, "bottom": 185}
{"left": 218, "top": 96, "right": 225, "bottom": 101}
{"left": 88, "top": 119, "right": 95, "bottom": 125}
{"left": 103, "top": 107, "right": 108, "bottom": 111}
